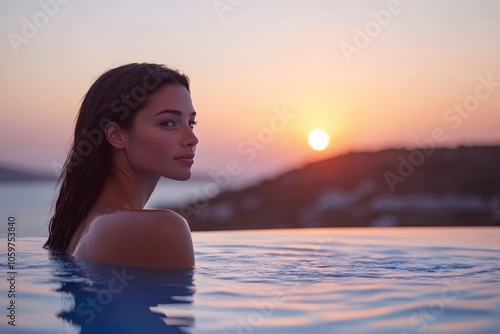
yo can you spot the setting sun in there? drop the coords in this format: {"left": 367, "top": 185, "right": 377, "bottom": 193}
{"left": 308, "top": 129, "right": 330, "bottom": 151}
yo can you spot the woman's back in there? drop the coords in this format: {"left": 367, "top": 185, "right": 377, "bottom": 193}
{"left": 69, "top": 210, "right": 195, "bottom": 267}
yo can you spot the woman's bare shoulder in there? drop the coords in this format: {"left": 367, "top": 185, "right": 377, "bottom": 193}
{"left": 72, "top": 209, "right": 194, "bottom": 268}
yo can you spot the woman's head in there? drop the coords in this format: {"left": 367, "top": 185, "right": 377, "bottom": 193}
{"left": 45, "top": 63, "right": 195, "bottom": 252}
{"left": 68, "top": 63, "right": 191, "bottom": 175}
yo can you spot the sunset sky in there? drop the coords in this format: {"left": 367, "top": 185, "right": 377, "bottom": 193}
{"left": 1, "top": 0, "right": 499, "bottom": 185}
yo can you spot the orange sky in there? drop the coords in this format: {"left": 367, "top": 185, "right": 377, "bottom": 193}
{"left": 1, "top": 0, "right": 499, "bottom": 185}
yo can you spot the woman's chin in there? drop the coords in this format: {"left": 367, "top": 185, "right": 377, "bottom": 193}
{"left": 165, "top": 172, "right": 192, "bottom": 181}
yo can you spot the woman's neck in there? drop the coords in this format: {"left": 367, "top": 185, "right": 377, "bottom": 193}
{"left": 95, "top": 162, "right": 160, "bottom": 211}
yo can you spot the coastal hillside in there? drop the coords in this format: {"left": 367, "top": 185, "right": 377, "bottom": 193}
{"left": 0, "top": 165, "right": 56, "bottom": 182}
{"left": 173, "top": 146, "right": 500, "bottom": 231}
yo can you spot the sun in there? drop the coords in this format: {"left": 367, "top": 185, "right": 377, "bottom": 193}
{"left": 308, "top": 129, "right": 330, "bottom": 151}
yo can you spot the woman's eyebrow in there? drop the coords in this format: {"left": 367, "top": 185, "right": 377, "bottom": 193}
{"left": 155, "top": 109, "right": 197, "bottom": 117}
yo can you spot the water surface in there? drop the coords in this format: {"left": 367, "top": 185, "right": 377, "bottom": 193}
{"left": 1, "top": 227, "right": 499, "bottom": 333}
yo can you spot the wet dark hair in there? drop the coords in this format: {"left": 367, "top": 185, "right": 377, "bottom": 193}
{"left": 44, "top": 63, "right": 190, "bottom": 252}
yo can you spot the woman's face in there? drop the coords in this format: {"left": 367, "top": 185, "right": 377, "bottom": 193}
{"left": 122, "top": 84, "right": 199, "bottom": 181}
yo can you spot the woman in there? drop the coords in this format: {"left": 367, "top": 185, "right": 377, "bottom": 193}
{"left": 44, "top": 63, "right": 198, "bottom": 268}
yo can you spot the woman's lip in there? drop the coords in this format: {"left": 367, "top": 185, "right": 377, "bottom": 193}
{"left": 175, "top": 154, "right": 195, "bottom": 159}
{"left": 174, "top": 157, "right": 194, "bottom": 165}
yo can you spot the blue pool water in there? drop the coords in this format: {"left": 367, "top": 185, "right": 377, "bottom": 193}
{"left": 1, "top": 227, "right": 500, "bottom": 333}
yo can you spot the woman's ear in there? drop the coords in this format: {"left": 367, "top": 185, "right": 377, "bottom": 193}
{"left": 105, "top": 122, "right": 127, "bottom": 149}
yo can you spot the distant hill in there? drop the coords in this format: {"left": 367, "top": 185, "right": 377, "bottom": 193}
{"left": 170, "top": 146, "right": 500, "bottom": 230}
{"left": 0, "top": 165, "right": 211, "bottom": 183}
{"left": 0, "top": 165, "right": 56, "bottom": 182}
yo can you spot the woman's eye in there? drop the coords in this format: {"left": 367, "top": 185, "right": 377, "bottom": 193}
{"left": 162, "top": 121, "right": 175, "bottom": 127}
{"left": 189, "top": 121, "right": 198, "bottom": 129}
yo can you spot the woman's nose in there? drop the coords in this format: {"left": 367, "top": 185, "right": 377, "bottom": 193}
{"left": 184, "top": 127, "right": 199, "bottom": 147}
